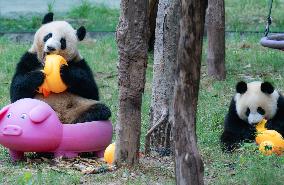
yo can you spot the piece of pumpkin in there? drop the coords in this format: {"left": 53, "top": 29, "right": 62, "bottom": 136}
{"left": 38, "top": 54, "right": 67, "bottom": 97}
{"left": 104, "top": 143, "right": 115, "bottom": 164}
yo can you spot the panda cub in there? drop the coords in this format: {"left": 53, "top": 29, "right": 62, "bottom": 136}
{"left": 220, "top": 81, "right": 284, "bottom": 152}
{"left": 10, "top": 13, "right": 111, "bottom": 124}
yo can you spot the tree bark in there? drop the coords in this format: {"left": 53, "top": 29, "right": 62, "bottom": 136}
{"left": 206, "top": 0, "right": 226, "bottom": 80}
{"left": 115, "top": 0, "right": 149, "bottom": 166}
{"left": 145, "top": 0, "right": 180, "bottom": 155}
{"left": 173, "top": 0, "right": 206, "bottom": 184}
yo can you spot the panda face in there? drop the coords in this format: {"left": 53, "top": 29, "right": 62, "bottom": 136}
{"left": 234, "top": 81, "right": 279, "bottom": 125}
{"left": 43, "top": 33, "right": 66, "bottom": 50}
{"left": 42, "top": 27, "right": 68, "bottom": 55}
{"left": 29, "top": 15, "right": 86, "bottom": 63}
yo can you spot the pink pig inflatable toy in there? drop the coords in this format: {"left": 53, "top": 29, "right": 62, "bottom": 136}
{"left": 0, "top": 98, "right": 112, "bottom": 161}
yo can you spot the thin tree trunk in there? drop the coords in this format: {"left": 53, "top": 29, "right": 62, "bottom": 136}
{"left": 145, "top": 0, "right": 180, "bottom": 155}
{"left": 115, "top": 0, "right": 149, "bottom": 166}
{"left": 173, "top": 0, "right": 206, "bottom": 184}
{"left": 206, "top": 0, "right": 226, "bottom": 80}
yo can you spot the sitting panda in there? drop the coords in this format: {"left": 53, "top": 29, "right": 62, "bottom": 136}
{"left": 220, "top": 81, "right": 284, "bottom": 152}
{"left": 10, "top": 12, "right": 111, "bottom": 124}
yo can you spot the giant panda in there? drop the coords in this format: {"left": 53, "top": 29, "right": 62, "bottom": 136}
{"left": 220, "top": 81, "right": 284, "bottom": 152}
{"left": 10, "top": 12, "right": 111, "bottom": 124}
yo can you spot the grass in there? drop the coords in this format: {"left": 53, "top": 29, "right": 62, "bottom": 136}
{"left": 0, "top": 16, "right": 42, "bottom": 32}
{"left": 1, "top": 0, "right": 284, "bottom": 33}
{"left": 0, "top": 1, "right": 119, "bottom": 32}
{"left": 67, "top": 1, "right": 119, "bottom": 32}
{"left": 225, "top": 0, "right": 284, "bottom": 32}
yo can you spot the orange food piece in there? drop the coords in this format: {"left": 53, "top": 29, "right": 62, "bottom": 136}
{"left": 256, "top": 119, "right": 284, "bottom": 155}
{"left": 38, "top": 54, "right": 67, "bottom": 97}
{"left": 104, "top": 143, "right": 115, "bottom": 164}
{"left": 256, "top": 130, "right": 283, "bottom": 146}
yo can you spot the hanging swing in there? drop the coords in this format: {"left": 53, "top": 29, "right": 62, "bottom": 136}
{"left": 260, "top": 0, "right": 284, "bottom": 50}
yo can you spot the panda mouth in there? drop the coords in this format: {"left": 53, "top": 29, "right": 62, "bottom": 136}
{"left": 42, "top": 51, "right": 55, "bottom": 62}
{"left": 43, "top": 51, "right": 65, "bottom": 63}
{"left": 42, "top": 52, "right": 53, "bottom": 64}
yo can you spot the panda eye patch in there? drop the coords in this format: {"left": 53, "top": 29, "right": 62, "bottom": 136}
{"left": 257, "top": 107, "right": 265, "bottom": 115}
{"left": 43, "top": 33, "right": 52, "bottom": 42}
{"left": 245, "top": 108, "right": 250, "bottom": 117}
{"left": 60, "top": 38, "right": 66, "bottom": 50}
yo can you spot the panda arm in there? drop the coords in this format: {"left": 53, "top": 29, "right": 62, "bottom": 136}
{"left": 220, "top": 98, "right": 255, "bottom": 152}
{"left": 267, "top": 94, "right": 284, "bottom": 135}
{"left": 60, "top": 59, "right": 99, "bottom": 100}
{"left": 10, "top": 52, "right": 44, "bottom": 102}
{"left": 220, "top": 115, "right": 245, "bottom": 152}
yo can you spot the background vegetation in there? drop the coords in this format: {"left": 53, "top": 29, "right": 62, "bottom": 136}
{"left": 1, "top": 0, "right": 284, "bottom": 33}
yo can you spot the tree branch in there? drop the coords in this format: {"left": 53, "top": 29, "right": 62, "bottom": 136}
{"left": 146, "top": 110, "right": 169, "bottom": 137}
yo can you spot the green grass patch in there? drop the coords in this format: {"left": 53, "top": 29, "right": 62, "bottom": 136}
{"left": 67, "top": 1, "right": 119, "bottom": 32}
{"left": 2, "top": 0, "right": 284, "bottom": 33}
{"left": 0, "top": 16, "right": 42, "bottom": 32}
{"left": 0, "top": 2, "right": 119, "bottom": 32}
{"left": 225, "top": 0, "right": 284, "bottom": 32}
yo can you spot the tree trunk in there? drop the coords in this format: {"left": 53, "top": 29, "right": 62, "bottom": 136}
{"left": 173, "top": 0, "right": 206, "bottom": 184}
{"left": 206, "top": 0, "right": 226, "bottom": 80}
{"left": 145, "top": 0, "right": 180, "bottom": 155}
{"left": 115, "top": 0, "right": 149, "bottom": 166}
{"left": 148, "top": 0, "right": 159, "bottom": 51}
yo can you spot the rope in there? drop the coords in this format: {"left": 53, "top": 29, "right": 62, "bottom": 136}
{"left": 264, "top": 0, "right": 273, "bottom": 36}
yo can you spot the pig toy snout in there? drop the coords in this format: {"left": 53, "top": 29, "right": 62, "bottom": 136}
{"left": 2, "top": 125, "right": 22, "bottom": 136}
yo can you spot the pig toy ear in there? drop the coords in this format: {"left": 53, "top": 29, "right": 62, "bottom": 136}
{"left": 29, "top": 104, "right": 51, "bottom": 123}
{"left": 0, "top": 105, "right": 10, "bottom": 120}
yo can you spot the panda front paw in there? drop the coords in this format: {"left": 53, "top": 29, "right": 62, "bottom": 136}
{"left": 60, "top": 65, "right": 71, "bottom": 84}
{"left": 29, "top": 70, "right": 45, "bottom": 88}
{"left": 220, "top": 131, "right": 242, "bottom": 152}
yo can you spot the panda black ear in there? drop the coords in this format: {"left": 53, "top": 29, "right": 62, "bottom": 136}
{"left": 261, "top": 82, "right": 274, "bottom": 94}
{"left": 77, "top": 26, "right": 86, "bottom": 41}
{"left": 236, "top": 81, "right": 247, "bottom": 94}
{"left": 42, "top": 12, "right": 54, "bottom": 24}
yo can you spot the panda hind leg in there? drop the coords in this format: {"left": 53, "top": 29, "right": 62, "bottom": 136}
{"left": 72, "top": 103, "right": 111, "bottom": 123}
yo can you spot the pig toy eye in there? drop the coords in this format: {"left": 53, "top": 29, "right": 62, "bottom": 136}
{"left": 20, "top": 114, "right": 27, "bottom": 119}
{"left": 7, "top": 113, "right": 12, "bottom": 118}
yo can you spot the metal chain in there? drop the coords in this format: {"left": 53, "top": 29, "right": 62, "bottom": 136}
{"left": 264, "top": 0, "right": 273, "bottom": 36}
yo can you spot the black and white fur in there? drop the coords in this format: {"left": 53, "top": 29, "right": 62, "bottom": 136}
{"left": 220, "top": 81, "right": 284, "bottom": 152}
{"left": 10, "top": 13, "right": 111, "bottom": 123}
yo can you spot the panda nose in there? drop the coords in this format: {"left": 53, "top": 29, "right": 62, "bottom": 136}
{"left": 47, "top": 46, "right": 56, "bottom": 51}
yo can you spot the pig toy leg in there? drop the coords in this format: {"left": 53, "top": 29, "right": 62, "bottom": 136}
{"left": 54, "top": 151, "right": 78, "bottom": 158}
{"left": 95, "top": 149, "right": 105, "bottom": 158}
{"left": 9, "top": 149, "right": 24, "bottom": 161}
